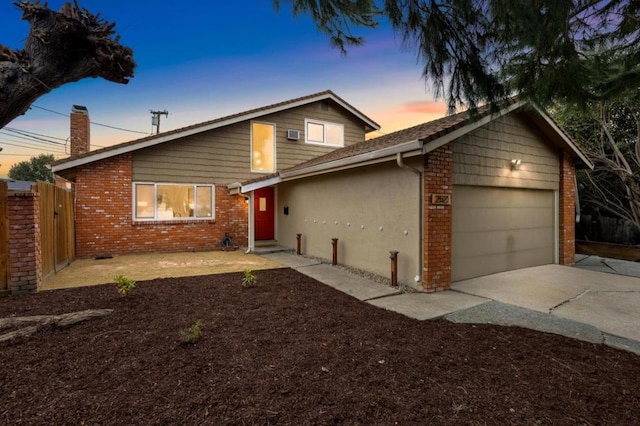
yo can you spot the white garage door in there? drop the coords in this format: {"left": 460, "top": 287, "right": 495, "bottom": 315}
{"left": 452, "top": 186, "right": 555, "bottom": 281}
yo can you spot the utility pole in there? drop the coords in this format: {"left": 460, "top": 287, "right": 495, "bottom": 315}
{"left": 150, "top": 110, "right": 169, "bottom": 134}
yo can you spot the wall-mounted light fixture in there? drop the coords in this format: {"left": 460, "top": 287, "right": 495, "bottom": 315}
{"left": 511, "top": 159, "right": 522, "bottom": 171}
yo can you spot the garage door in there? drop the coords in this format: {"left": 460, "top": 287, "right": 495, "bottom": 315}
{"left": 452, "top": 186, "right": 555, "bottom": 281}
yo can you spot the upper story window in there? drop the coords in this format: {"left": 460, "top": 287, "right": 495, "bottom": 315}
{"left": 305, "top": 119, "right": 344, "bottom": 147}
{"left": 134, "top": 183, "right": 214, "bottom": 221}
{"left": 251, "top": 121, "right": 275, "bottom": 172}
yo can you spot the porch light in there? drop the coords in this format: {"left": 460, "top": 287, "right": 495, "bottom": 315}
{"left": 511, "top": 159, "right": 522, "bottom": 171}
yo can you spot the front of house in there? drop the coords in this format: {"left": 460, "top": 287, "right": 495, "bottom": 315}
{"left": 53, "top": 91, "right": 380, "bottom": 259}
{"left": 53, "top": 92, "right": 592, "bottom": 292}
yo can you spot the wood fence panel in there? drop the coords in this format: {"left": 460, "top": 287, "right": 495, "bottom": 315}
{"left": 0, "top": 182, "right": 7, "bottom": 291}
{"left": 36, "top": 182, "right": 55, "bottom": 279}
{"left": 55, "top": 186, "right": 75, "bottom": 269}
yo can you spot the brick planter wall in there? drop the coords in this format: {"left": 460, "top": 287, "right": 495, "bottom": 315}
{"left": 7, "top": 191, "right": 42, "bottom": 294}
{"left": 74, "top": 154, "right": 248, "bottom": 258}
{"left": 423, "top": 146, "right": 453, "bottom": 292}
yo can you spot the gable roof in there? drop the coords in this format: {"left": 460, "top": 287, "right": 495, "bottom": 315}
{"left": 52, "top": 90, "right": 380, "bottom": 173}
{"left": 236, "top": 99, "right": 593, "bottom": 193}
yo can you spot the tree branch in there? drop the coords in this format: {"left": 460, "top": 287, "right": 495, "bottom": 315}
{"left": 0, "top": 1, "right": 135, "bottom": 129}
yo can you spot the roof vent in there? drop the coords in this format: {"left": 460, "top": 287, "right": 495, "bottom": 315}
{"left": 287, "top": 129, "right": 300, "bottom": 140}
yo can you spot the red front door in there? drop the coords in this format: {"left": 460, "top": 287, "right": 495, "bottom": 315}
{"left": 254, "top": 187, "right": 275, "bottom": 241}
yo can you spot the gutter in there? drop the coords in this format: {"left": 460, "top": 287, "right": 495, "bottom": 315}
{"left": 281, "top": 139, "right": 424, "bottom": 180}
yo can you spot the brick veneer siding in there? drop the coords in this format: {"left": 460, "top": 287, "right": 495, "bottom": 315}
{"left": 74, "top": 154, "right": 248, "bottom": 258}
{"left": 7, "top": 191, "right": 42, "bottom": 294}
{"left": 559, "top": 150, "right": 576, "bottom": 265}
{"left": 423, "top": 146, "right": 453, "bottom": 292}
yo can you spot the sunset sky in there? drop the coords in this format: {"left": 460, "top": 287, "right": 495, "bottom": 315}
{"left": 0, "top": 1, "right": 448, "bottom": 177}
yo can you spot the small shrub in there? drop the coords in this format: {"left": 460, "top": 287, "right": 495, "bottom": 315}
{"left": 114, "top": 275, "right": 136, "bottom": 296}
{"left": 179, "top": 320, "right": 204, "bottom": 344}
{"left": 241, "top": 269, "right": 257, "bottom": 288}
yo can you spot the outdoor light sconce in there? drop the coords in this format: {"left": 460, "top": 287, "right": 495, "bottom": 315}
{"left": 511, "top": 159, "right": 522, "bottom": 171}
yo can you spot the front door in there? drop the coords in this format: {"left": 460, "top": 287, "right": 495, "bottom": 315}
{"left": 254, "top": 187, "right": 275, "bottom": 241}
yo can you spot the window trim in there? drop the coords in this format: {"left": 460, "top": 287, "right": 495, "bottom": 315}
{"left": 132, "top": 182, "right": 215, "bottom": 222}
{"left": 250, "top": 120, "right": 277, "bottom": 173}
{"left": 304, "top": 119, "right": 344, "bottom": 147}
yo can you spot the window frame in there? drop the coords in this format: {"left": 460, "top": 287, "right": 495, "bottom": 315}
{"left": 132, "top": 182, "right": 215, "bottom": 222}
{"left": 304, "top": 119, "right": 344, "bottom": 147}
{"left": 250, "top": 121, "right": 277, "bottom": 173}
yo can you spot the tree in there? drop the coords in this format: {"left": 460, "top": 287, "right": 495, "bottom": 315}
{"left": 0, "top": 1, "right": 135, "bottom": 129}
{"left": 552, "top": 96, "right": 640, "bottom": 235}
{"left": 8, "top": 153, "right": 55, "bottom": 182}
{"left": 280, "top": 0, "right": 640, "bottom": 111}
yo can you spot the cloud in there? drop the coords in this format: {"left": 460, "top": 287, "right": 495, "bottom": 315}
{"left": 400, "top": 100, "right": 447, "bottom": 115}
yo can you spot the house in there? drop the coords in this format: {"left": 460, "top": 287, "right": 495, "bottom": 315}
{"left": 52, "top": 91, "right": 380, "bottom": 259}
{"left": 53, "top": 92, "right": 592, "bottom": 292}
{"left": 231, "top": 98, "right": 593, "bottom": 292}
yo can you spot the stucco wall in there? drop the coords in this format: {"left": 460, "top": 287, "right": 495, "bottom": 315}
{"left": 277, "top": 158, "right": 422, "bottom": 287}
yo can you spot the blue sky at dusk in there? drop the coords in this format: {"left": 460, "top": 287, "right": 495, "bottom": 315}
{"left": 0, "top": 1, "right": 447, "bottom": 177}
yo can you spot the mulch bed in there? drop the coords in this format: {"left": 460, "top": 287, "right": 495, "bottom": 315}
{"left": 0, "top": 268, "right": 638, "bottom": 425}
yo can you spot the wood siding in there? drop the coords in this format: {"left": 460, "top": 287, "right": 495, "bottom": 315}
{"left": 133, "top": 101, "right": 367, "bottom": 184}
{"left": 452, "top": 112, "right": 560, "bottom": 190}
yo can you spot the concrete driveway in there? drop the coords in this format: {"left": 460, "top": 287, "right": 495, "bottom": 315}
{"left": 451, "top": 263, "right": 640, "bottom": 345}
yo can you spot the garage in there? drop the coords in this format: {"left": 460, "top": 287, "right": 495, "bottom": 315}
{"left": 452, "top": 185, "right": 556, "bottom": 281}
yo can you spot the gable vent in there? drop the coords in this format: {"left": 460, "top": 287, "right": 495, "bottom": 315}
{"left": 287, "top": 129, "right": 300, "bottom": 140}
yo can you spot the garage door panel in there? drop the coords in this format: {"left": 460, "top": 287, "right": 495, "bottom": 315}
{"left": 454, "top": 228, "right": 554, "bottom": 258}
{"left": 453, "top": 186, "right": 555, "bottom": 281}
{"left": 455, "top": 206, "right": 554, "bottom": 232}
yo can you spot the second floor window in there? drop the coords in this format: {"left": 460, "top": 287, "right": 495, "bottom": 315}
{"left": 305, "top": 119, "right": 344, "bottom": 147}
{"left": 252, "top": 122, "right": 275, "bottom": 172}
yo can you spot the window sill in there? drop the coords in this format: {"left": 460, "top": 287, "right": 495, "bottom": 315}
{"left": 132, "top": 219, "right": 216, "bottom": 226}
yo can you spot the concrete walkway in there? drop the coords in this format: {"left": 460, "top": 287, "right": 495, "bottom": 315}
{"left": 262, "top": 252, "right": 640, "bottom": 355}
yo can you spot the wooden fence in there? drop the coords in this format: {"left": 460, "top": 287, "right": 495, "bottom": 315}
{"left": 35, "top": 182, "right": 75, "bottom": 280}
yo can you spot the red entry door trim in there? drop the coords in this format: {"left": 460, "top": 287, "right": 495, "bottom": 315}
{"left": 254, "top": 187, "right": 275, "bottom": 241}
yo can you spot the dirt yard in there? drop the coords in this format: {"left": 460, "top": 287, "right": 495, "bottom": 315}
{"left": 1, "top": 268, "right": 639, "bottom": 425}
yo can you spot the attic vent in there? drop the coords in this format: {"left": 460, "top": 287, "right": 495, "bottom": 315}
{"left": 287, "top": 129, "right": 300, "bottom": 140}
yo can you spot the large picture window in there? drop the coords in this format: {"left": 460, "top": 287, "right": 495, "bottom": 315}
{"left": 134, "top": 183, "right": 214, "bottom": 221}
{"left": 251, "top": 122, "right": 275, "bottom": 172}
{"left": 305, "top": 119, "right": 344, "bottom": 147}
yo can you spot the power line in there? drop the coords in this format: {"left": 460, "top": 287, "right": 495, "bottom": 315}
{"left": 0, "top": 139, "right": 66, "bottom": 154}
{"left": 4, "top": 126, "right": 68, "bottom": 141}
{"left": 31, "top": 104, "right": 150, "bottom": 135}
{"left": 1, "top": 129, "right": 67, "bottom": 146}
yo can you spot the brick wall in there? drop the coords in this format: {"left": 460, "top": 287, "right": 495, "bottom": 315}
{"left": 74, "top": 154, "right": 248, "bottom": 258}
{"left": 559, "top": 150, "right": 576, "bottom": 265}
{"left": 7, "top": 191, "right": 42, "bottom": 293}
{"left": 423, "top": 146, "right": 453, "bottom": 292}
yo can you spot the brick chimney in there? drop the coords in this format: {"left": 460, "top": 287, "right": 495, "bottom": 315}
{"left": 70, "top": 105, "right": 90, "bottom": 157}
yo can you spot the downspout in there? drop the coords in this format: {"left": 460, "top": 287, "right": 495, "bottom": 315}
{"left": 396, "top": 152, "right": 423, "bottom": 286}
{"left": 245, "top": 192, "right": 253, "bottom": 254}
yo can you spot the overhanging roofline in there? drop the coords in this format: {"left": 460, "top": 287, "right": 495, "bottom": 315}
{"left": 52, "top": 91, "right": 380, "bottom": 173}
{"left": 529, "top": 104, "right": 594, "bottom": 169}
{"left": 280, "top": 139, "right": 423, "bottom": 179}
{"left": 423, "top": 101, "right": 525, "bottom": 154}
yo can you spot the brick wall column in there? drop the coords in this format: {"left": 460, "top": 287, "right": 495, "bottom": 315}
{"left": 559, "top": 150, "right": 576, "bottom": 265}
{"left": 423, "top": 146, "right": 453, "bottom": 292}
{"left": 7, "top": 191, "right": 42, "bottom": 294}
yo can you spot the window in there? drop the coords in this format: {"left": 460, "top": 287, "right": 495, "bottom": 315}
{"left": 251, "top": 122, "right": 275, "bottom": 172}
{"left": 305, "top": 119, "right": 344, "bottom": 147}
{"left": 133, "top": 183, "right": 214, "bottom": 221}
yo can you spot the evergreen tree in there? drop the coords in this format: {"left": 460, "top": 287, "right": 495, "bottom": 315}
{"left": 8, "top": 154, "right": 55, "bottom": 183}
{"left": 280, "top": 0, "right": 640, "bottom": 111}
